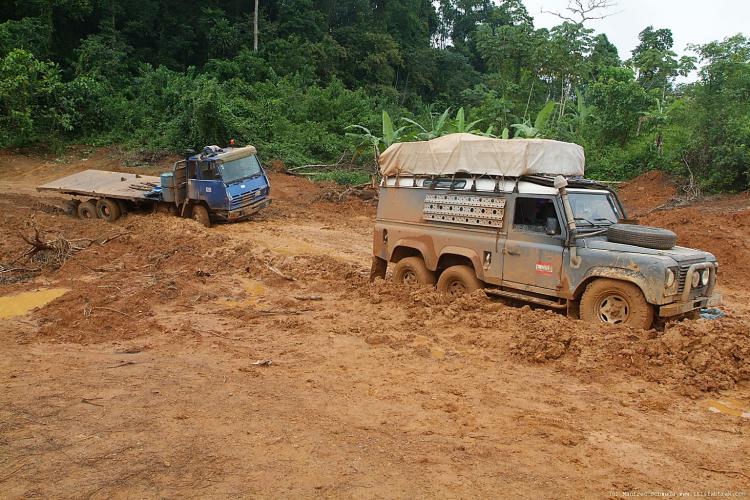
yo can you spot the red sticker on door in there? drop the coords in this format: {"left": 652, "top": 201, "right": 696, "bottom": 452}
{"left": 535, "top": 261, "right": 554, "bottom": 275}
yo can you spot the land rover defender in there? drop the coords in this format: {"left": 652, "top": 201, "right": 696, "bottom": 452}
{"left": 369, "top": 134, "right": 720, "bottom": 329}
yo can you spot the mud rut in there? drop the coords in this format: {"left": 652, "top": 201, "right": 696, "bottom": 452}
{"left": 0, "top": 151, "right": 748, "bottom": 498}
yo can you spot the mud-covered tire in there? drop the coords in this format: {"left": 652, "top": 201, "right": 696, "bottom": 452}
{"left": 607, "top": 223, "right": 677, "bottom": 250}
{"left": 191, "top": 204, "right": 211, "bottom": 228}
{"left": 77, "top": 201, "right": 98, "bottom": 220}
{"left": 437, "top": 265, "right": 482, "bottom": 297}
{"left": 96, "top": 198, "right": 122, "bottom": 222}
{"left": 580, "top": 278, "right": 654, "bottom": 329}
{"left": 64, "top": 200, "right": 80, "bottom": 216}
{"left": 393, "top": 256, "right": 435, "bottom": 286}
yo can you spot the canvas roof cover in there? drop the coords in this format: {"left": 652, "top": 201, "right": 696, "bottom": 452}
{"left": 378, "top": 133, "right": 584, "bottom": 177}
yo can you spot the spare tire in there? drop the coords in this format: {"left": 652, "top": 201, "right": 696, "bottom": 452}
{"left": 607, "top": 224, "right": 677, "bottom": 250}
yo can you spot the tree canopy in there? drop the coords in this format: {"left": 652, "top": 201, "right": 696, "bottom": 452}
{"left": 0, "top": 0, "right": 748, "bottom": 190}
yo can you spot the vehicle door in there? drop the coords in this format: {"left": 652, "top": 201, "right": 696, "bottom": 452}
{"left": 502, "top": 196, "right": 565, "bottom": 290}
{"left": 188, "top": 160, "right": 227, "bottom": 210}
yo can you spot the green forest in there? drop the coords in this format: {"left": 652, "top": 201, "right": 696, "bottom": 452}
{"left": 0, "top": 0, "right": 748, "bottom": 190}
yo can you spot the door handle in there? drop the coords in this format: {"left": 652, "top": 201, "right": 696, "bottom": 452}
{"left": 505, "top": 249, "right": 520, "bottom": 256}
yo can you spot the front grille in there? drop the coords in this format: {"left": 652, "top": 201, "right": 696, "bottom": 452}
{"left": 230, "top": 190, "right": 263, "bottom": 210}
{"left": 677, "top": 260, "right": 707, "bottom": 294}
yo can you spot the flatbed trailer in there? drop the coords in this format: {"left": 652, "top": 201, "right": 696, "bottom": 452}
{"left": 37, "top": 170, "right": 162, "bottom": 202}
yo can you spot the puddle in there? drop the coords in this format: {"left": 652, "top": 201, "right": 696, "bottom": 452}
{"left": 702, "top": 399, "right": 750, "bottom": 419}
{"left": 221, "top": 279, "right": 266, "bottom": 307}
{"left": 0, "top": 288, "right": 70, "bottom": 319}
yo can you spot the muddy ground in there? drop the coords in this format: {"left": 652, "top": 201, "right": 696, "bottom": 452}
{"left": 0, "top": 148, "right": 748, "bottom": 498}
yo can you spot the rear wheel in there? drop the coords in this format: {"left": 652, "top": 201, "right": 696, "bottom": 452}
{"left": 64, "top": 200, "right": 80, "bottom": 216}
{"left": 580, "top": 278, "right": 654, "bottom": 329}
{"left": 77, "top": 201, "right": 97, "bottom": 220}
{"left": 393, "top": 256, "right": 435, "bottom": 286}
{"left": 437, "top": 265, "right": 482, "bottom": 297}
{"left": 96, "top": 198, "right": 122, "bottom": 222}
{"left": 191, "top": 204, "right": 211, "bottom": 228}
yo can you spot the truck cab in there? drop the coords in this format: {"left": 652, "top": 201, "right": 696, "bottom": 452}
{"left": 175, "top": 145, "right": 271, "bottom": 225}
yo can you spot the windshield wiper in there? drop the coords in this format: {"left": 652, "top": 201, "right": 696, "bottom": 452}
{"left": 575, "top": 216, "right": 611, "bottom": 229}
{"left": 593, "top": 217, "right": 615, "bottom": 224}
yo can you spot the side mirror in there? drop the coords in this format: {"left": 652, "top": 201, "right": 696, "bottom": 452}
{"left": 545, "top": 217, "right": 560, "bottom": 236}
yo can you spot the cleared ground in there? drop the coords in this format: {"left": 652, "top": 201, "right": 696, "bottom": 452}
{"left": 0, "top": 148, "right": 748, "bottom": 498}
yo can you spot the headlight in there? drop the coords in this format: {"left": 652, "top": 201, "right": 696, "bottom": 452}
{"left": 691, "top": 271, "right": 700, "bottom": 288}
{"left": 665, "top": 268, "right": 675, "bottom": 288}
{"left": 701, "top": 269, "right": 710, "bottom": 286}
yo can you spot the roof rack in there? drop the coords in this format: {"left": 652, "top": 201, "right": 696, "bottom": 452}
{"left": 520, "top": 174, "right": 610, "bottom": 190}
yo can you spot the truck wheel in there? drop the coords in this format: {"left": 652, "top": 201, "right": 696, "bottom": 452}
{"left": 96, "top": 198, "right": 122, "bottom": 222}
{"left": 77, "top": 201, "right": 97, "bottom": 220}
{"left": 64, "top": 200, "right": 80, "bottom": 216}
{"left": 191, "top": 205, "right": 211, "bottom": 228}
{"left": 580, "top": 279, "right": 654, "bottom": 329}
{"left": 393, "top": 256, "right": 435, "bottom": 286}
{"left": 437, "top": 265, "right": 482, "bottom": 297}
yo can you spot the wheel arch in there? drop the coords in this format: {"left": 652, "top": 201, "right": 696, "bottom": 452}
{"left": 573, "top": 267, "right": 653, "bottom": 302}
{"left": 437, "top": 247, "right": 483, "bottom": 280}
{"left": 389, "top": 240, "right": 433, "bottom": 267}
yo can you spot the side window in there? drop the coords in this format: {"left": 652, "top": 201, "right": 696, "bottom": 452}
{"left": 199, "top": 161, "right": 218, "bottom": 180}
{"left": 430, "top": 178, "right": 467, "bottom": 190}
{"left": 513, "top": 197, "right": 560, "bottom": 235}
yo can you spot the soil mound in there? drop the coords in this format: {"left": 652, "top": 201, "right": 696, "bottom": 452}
{"left": 511, "top": 316, "right": 750, "bottom": 396}
{"left": 617, "top": 170, "right": 677, "bottom": 216}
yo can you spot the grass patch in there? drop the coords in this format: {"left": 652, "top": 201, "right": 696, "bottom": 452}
{"left": 309, "top": 170, "right": 372, "bottom": 185}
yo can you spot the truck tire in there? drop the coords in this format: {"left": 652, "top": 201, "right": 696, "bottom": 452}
{"left": 77, "top": 201, "right": 97, "bottom": 220}
{"left": 437, "top": 265, "right": 482, "bottom": 297}
{"left": 64, "top": 200, "right": 80, "bottom": 216}
{"left": 96, "top": 198, "right": 122, "bottom": 222}
{"left": 580, "top": 278, "right": 654, "bottom": 330}
{"left": 191, "top": 204, "right": 211, "bottom": 228}
{"left": 393, "top": 256, "right": 435, "bottom": 286}
{"left": 607, "top": 224, "right": 677, "bottom": 250}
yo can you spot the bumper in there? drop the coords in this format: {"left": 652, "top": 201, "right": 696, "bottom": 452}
{"left": 659, "top": 293, "right": 721, "bottom": 317}
{"left": 218, "top": 198, "right": 271, "bottom": 222}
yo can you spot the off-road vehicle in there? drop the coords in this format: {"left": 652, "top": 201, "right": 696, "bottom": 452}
{"left": 369, "top": 133, "right": 720, "bottom": 329}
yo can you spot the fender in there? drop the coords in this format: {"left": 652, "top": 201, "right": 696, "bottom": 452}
{"left": 388, "top": 237, "right": 438, "bottom": 269}
{"left": 573, "top": 266, "right": 657, "bottom": 303}
{"left": 438, "top": 246, "right": 485, "bottom": 281}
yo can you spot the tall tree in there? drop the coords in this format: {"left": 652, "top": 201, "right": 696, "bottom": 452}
{"left": 629, "top": 26, "right": 695, "bottom": 92}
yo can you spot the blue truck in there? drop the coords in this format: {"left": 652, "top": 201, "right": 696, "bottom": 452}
{"left": 37, "top": 145, "right": 271, "bottom": 228}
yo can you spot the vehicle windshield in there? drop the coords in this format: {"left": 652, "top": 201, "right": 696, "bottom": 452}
{"left": 218, "top": 155, "right": 262, "bottom": 184}
{"left": 568, "top": 193, "right": 621, "bottom": 228}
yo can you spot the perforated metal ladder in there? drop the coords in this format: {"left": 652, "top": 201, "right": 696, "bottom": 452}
{"left": 423, "top": 193, "right": 505, "bottom": 228}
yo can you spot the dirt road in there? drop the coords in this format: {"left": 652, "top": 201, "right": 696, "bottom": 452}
{"left": 1, "top": 149, "right": 748, "bottom": 498}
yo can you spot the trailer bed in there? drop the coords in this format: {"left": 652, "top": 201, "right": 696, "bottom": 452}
{"left": 37, "top": 170, "right": 161, "bottom": 201}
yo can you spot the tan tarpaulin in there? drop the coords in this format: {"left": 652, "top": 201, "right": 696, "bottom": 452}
{"left": 378, "top": 133, "right": 585, "bottom": 177}
{"left": 215, "top": 145, "right": 257, "bottom": 162}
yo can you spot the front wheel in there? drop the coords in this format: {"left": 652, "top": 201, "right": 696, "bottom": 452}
{"left": 436, "top": 265, "right": 482, "bottom": 297}
{"left": 579, "top": 279, "right": 654, "bottom": 329}
{"left": 191, "top": 204, "right": 211, "bottom": 228}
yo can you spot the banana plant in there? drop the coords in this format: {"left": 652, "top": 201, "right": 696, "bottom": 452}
{"left": 569, "top": 87, "right": 595, "bottom": 134}
{"left": 452, "top": 107, "right": 483, "bottom": 133}
{"left": 346, "top": 110, "right": 408, "bottom": 160}
{"left": 402, "top": 107, "right": 483, "bottom": 139}
{"left": 402, "top": 107, "right": 452, "bottom": 140}
{"left": 511, "top": 101, "right": 556, "bottom": 138}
